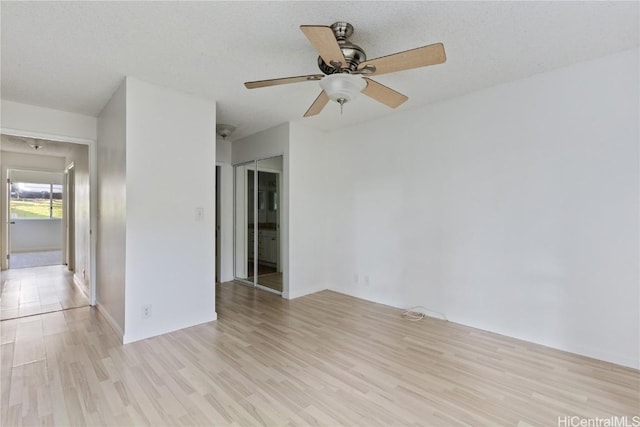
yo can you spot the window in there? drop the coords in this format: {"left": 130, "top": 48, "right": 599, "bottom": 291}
{"left": 10, "top": 182, "right": 63, "bottom": 219}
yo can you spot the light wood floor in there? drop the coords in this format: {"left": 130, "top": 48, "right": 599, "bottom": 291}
{"left": 1, "top": 265, "right": 89, "bottom": 320}
{"left": 1, "top": 281, "right": 638, "bottom": 426}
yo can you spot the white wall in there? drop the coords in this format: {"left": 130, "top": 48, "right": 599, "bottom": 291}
{"left": 124, "top": 77, "right": 217, "bottom": 343}
{"left": 9, "top": 169, "right": 63, "bottom": 184}
{"left": 66, "top": 145, "right": 90, "bottom": 290}
{"left": 232, "top": 123, "right": 289, "bottom": 165}
{"left": 216, "top": 138, "right": 232, "bottom": 164}
{"left": 1, "top": 99, "right": 97, "bottom": 303}
{"left": 216, "top": 138, "right": 234, "bottom": 282}
{"left": 288, "top": 122, "right": 331, "bottom": 298}
{"left": 0, "top": 151, "right": 67, "bottom": 269}
{"left": 217, "top": 163, "right": 234, "bottom": 283}
{"left": 0, "top": 153, "right": 66, "bottom": 180}
{"left": 232, "top": 124, "right": 290, "bottom": 296}
{"left": 1, "top": 100, "right": 97, "bottom": 143}
{"left": 97, "top": 81, "right": 127, "bottom": 336}
{"left": 10, "top": 219, "right": 62, "bottom": 252}
{"left": 318, "top": 49, "right": 639, "bottom": 369}
{"left": 234, "top": 164, "right": 249, "bottom": 279}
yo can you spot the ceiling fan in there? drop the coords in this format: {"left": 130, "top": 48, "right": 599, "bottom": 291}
{"left": 244, "top": 22, "right": 446, "bottom": 117}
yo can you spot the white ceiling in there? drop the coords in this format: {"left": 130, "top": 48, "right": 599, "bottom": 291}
{"left": 1, "top": 1, "right": 638, "bottom": 141}
{"left": 1, "top": 134, "right": 81, "bottom": 158}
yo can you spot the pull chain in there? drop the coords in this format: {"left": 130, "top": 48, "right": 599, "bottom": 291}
{"left": 338, "top": 98, "right": 346, "bottom": 115}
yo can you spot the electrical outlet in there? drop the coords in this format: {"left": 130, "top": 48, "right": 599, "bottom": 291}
{"left": 354, "top": 273, "right": 359, "bottom": 284}
{"left": 364, "top": 275, "right": 370, "bottom": 287}
{"left": 142, "top": 305, "right": 152, "bottom": 319}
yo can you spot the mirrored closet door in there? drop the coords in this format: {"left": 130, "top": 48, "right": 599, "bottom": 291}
{"left": 233, "top": 156, "right": 282, "bottom": 294}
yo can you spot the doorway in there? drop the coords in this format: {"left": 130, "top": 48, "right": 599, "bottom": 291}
{"left": 2, "top": 169, "right": 88, "bottom": 321}
{"left": 1, "top": 133, "right": 93, "bottom": 319}
{"left": 234, "top": 156, "right": 283, "bottom": 293}
{"left": 7, "top": 169, "right": 64, "bottom": 269}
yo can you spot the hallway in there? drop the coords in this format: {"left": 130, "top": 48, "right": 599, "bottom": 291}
{"left": 0, "top": 265, "right": 88, "bottom": 321}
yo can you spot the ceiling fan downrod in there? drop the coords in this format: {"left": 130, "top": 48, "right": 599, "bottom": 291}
{"left": 317, "top": 22, "right": 367, "bottom": 74}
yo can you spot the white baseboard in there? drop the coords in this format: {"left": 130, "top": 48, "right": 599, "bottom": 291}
{"left": 73, "top": 273, "right": 89, "bottom": 298}
{"left": 286, "top": 286, "right": 325, "bottom": 300}
{"left": 328, "top": 286, "right": 399, "bottom": 308}
{"left": 123, "top": 312, "right": 218, "bottom": 344}
{"left": 96, "top": 303, "right": 124, "bottom": 342}
{"left": 329, "top": 286, "right": 638, "bottom": 370}
{"left": 328, "top": 286, "right": 448, "bottom": 320}
{"left": 219, "top": 273, "right": 234, "bottom": 283}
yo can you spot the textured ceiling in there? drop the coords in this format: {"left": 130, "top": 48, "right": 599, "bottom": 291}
{"left": 1, "top": 1, "right": 638, "bottom": 141}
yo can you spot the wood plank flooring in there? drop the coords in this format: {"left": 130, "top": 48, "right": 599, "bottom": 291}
{"left": 1, "top": 281, "right": 638, "bottom": 426}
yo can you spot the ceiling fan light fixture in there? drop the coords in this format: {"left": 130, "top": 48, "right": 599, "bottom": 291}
{"left": 319, "top": 73, "right": 367, "bottom": 112}
{"left": 244, "top": 21, "right": 446, "bottom": 117}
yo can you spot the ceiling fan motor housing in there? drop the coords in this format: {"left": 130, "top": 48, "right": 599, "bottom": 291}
{"left": 318, "top": 22, "right": 367, "bottom": 74}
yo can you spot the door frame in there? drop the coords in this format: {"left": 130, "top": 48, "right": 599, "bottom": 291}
{"left": 65, "top": 162, "right": 76, "bottom": 271}
{"left": 215, "top": 165, "right": 221, "bottom": 283}
{"left": 1, "top": 127, "right": 97, "bottom": 306}
{"left": 232, "top": 156, "right": 284, "bottom": 295}
{"left": 4, "top": 171, "right": 11, "bottom": 268}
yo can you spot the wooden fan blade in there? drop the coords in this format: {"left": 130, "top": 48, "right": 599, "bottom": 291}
{"left": 300, "top": 25, "right": 346, "bottom": 68}
{"left": 245, "top": 74, "right": 324, "bottom": 89}
{"left": 358, "top": 43, "right": 446, "bottom": 76}
{"left": 362, "top": 78, "right": 408, "bottom": 108}
{"left": 304, "top": 91, "right": 329, "bottom": 117}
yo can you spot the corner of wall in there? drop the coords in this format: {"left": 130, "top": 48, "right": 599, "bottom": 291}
{"left": 96, "top": 303, "right": 124, "bottom": 342}
{"left": 123, "top": 78, "right": 217, "bottom": 343}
